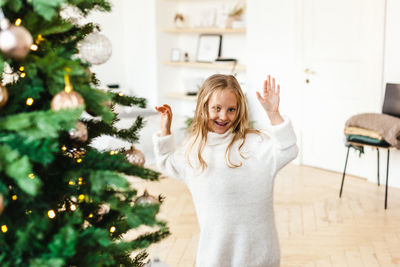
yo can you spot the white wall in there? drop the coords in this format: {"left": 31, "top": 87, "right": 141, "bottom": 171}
{"left": 381, "top": 0, "right": 400, "bottom": 188}
{"left": 88, "top": 0, "right": 400, "bottom": 188}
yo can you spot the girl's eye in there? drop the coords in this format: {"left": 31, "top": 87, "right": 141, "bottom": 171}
{"left": 228, "top": 108, "right": 236, "bottom": 112}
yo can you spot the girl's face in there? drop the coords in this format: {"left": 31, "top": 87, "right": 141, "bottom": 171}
{"left": 207, "top": 89, "right": 238, "bottom": 134}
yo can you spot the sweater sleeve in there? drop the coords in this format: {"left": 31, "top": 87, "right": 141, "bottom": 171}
{"left": 152, "top": 132, "right": 184, "bottom": 181}
{"left": 265, "top": 117, "right": 299, "bottom": 176}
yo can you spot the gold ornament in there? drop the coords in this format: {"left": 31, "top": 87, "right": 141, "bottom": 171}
{"left": 0, "top": 194, "right": 4, "bottom": 214}
{"left": 0, "top": 20, "right": 33, "bottom": 60}
{"left": 125, "top": 145, "right": 145, "bottom": 166}
{"left": 135, "top": 190, "right": 159, "bottom": 205}
{"left": 69, "top": 121, "right": 88, "bottom": 142}
{"left": 0, "top": 84, "right": 8, "bottom": 108}
{"left": 51, "top": 75, "right": 85, "bottom": 111}
{"left": 51, "top": 90, "right": 84, "bottom": 111}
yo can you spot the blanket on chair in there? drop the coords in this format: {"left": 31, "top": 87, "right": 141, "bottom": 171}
{"left": 345, "top": 113, "right": 400, "bottom": 149}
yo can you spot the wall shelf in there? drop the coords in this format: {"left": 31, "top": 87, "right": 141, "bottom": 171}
{"left": 163, "top": 27, "right": 246, "bottom": 34}
{"left": 162, "top": 61, "right": 246, "bottom": 71}
{"left": 164, "top": 92, "right": 197, "bottom": 101}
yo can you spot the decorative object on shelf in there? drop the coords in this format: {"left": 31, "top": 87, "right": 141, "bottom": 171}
{"left": 135, "top": 190, "right": 159, "bottom": 205}
{"left": 125, "top": 145, "right": 145, "bottom": 166}
{"left": 183, "top": 76, "right": 203, "bottom": 96}
{"left": 0, "top": 9, "right": 33, "bottom": 60}
{"left": 0, "top": 84, "right": 8, "bottom": 108}
{"left": 196, "top": 34, "right": 222, "bottom": 63}
{"left": 226, "top": 0, "right": 246, "bottom": 28}
{"left": 69, "top": 121, "right": 88, "bottom": 142}
{"left": 173, "top": 13, "right": 186, "bottom": 28}
{"left": 184, "top": 52, "right": 189, "bottom": 62}
{"left": 78, "top": 32, "right": 112, "bottom": 65}
{"left": 170, "top": 48, "right": 181, "bottom": 62}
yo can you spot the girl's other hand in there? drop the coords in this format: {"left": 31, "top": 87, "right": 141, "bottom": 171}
{"left": 256, "top": 75, "right": 280, "bottom": 113}
{"left": 155, "top": 104, "right": 173, "bottom": 136}
{"left": 256, "top": 75, "right": 283, "bottom": 125}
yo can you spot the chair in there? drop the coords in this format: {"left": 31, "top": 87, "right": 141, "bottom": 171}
{"left": 339, "top": 83, "right": 400, "bottom": 209}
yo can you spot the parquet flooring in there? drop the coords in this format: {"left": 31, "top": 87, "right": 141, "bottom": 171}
{"left": 126, "top": 164, "right": 400, "bottom": 267}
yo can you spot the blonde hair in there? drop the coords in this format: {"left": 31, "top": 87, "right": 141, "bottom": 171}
{"left": 186, "top": 74, "right": 260, "bottom": 172}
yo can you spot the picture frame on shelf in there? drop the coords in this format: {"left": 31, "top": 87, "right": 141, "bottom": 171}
{"left": 170, "top": 48, "right": 181, "bottom": 62}
{"left": 196, "top": 34, "right": 222, "bottom": 63}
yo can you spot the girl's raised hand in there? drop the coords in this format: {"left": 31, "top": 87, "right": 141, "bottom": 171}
{"left": 155, "top": 104, "right": 173, "bottom": 136}
{"left": 256, "top": 75, "right": 280, "bottom": 113}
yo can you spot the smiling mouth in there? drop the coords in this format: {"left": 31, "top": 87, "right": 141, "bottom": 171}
{"left": 215, "top": 121, "right": 228, "bottom": 127}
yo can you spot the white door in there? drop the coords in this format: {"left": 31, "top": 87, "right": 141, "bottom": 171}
{"left": 301, "top": 0, "right": 385, "bottom": 171}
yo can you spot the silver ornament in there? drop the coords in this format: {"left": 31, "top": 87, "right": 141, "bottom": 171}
{"left": 59, "top": 5, "right": 84, "bottom": 24}
{"left": 78, "top": 33, "right": 112, "bottom": 65}
{"left": 69, "top": 121, "right": 88, "bottom": 142}
{"left": 0, "top": 23, "right": 33, "bottom": 60}
{"left": 135, "top": 190, "right": 159, "bottom": 205}
{"left": 125, "top": 145, "right": 145, "bottom": 166}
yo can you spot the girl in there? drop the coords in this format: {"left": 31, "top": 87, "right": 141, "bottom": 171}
{"left": 153, "top": 74, "right": 298, "bottom": 267}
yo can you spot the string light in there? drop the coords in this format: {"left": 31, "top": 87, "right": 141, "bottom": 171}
{"left": 1, "top": 225, "right": 8, "bottom": 233}
{"left": 78, "top": 177, "right": 83, "bottom": 185}
{"left": 114, "top": 151, "right": 119, "bottom": 155}
{"left": 110, "top": 151, "right": 115, "bottom": 155}
{"left": 76, "top": 158, "right": 82, "bottom": 163}
{"left": 88, "top": 213, "right": 93, "bottom": 218}
{"left": 14, "top": 18, "right": 21, "bottom": 26}
{"left": 30, "top": 44, "right": 38, "bottom": 51}
{"left": 20, "top": 72, "right": 26, "bottom": 78}
{"left": 70, "top": 204, "right": 77, "bottom": 211}
{"left": 36, "top": 34, "right": 44, "bottom": 44}
{"left": 118, "top": 92, "right": 124, "bottom": 96}
{"left": 110, "top": 226, "right": 116, "bottom": 233}
{"left": 26, "top": 98, "right": 34, "bottom": 106}
{"left": 61, "top": 145, "right": 67, "bottom": 151}
{"left": 28, "top": 173, "right": 35, "bottom": 179}
{"left": 12, "top": 195, "right": 17, "bottom": 200}
{"left": 68, "top": 181, "right": 75, "bottom": 185}
{"left": 19, "top": 66, "right": 24, "bottom": 71}
{"left": 47, "top": 210, "right": 56, "bottom": 219}
{"left": 78, "top": 194, "right": 85, "bottom": 201}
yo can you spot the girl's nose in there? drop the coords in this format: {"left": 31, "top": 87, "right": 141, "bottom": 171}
{"left": 220, "top": 111, "right": 228, "bottom": 120}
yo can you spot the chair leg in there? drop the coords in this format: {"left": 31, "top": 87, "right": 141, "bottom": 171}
{"left": 377, "top": 148, "right": 380, "bottom": 186}
{"left": 385, "top": 149, "right": 390, "bottom": 209}
{"left": 340, "top": 146, "right": 351, "bottom": 198}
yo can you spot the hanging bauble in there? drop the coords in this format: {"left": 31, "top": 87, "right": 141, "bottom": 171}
{"left": 0, "top": 194, "right": 4, "bottom": 214}
{"left": 125, "top": 145, "right": 145, "bottom": 166}
{"left": 0, "top": 21, "right": 33, "bottom": 60}
{"left": 0, "top": 84, "right": 8, "bottom": 108}
{"left": 51, "top": 90, "right": 85, "bottom": 111}
{"left": 78, "top": 33, "right": 112, "bottom": 65}
{"left": 69, "top": 121, "right": 88, "bottom": 142}
{"left": 135, "top": 190, "right": 159, "bottom": 205}
{"left": 1, "top": 63, "right": 19, "bottom": 85}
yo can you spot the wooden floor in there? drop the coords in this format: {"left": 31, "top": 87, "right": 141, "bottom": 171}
{"left": 127, "top": 164, "right": 400, "bottom": 267}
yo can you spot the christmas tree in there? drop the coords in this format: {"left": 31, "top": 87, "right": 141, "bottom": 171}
{"left": 0, "top": 1, "right": 169, "bottom": 266}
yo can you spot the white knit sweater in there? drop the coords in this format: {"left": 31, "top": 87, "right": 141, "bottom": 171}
{"left": 153, "top": 118, "right": 298, "bottom": 267}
